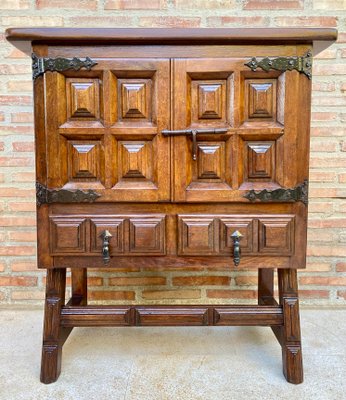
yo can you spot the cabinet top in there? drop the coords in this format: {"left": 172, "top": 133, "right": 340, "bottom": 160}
{"left": 6, "top": 27, "right": 337, "bottom": 46}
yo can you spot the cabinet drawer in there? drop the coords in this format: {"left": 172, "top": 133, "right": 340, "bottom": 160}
{"left": 49, "top": 214, "right": 166, "bottom": 256}
{"left": 178, "top": 214, "right": 295, "bottom": 257}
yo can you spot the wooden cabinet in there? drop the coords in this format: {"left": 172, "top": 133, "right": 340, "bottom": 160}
{"left": 6, "top": 27, "right": 337, "bottom": 385}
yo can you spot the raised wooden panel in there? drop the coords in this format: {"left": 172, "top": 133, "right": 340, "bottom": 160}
{"left": 219, "top": 217, "right": 254, "bottom": 254}
{"left": 90, "top": 217, "right": 125, "bottom": 254}
{"left": 136, "top": 307, "right": 209, "bottom": 326}
{"left": 245, "top": 79, "right": 277, "bottom": 122}
{"left": 178, "top": 216, "right": 217, "bottom": 255}
{"left": 129, "top": 216, "right": 165, "bottom": 255}
{"left": 49, "top": 217, "right": 86, "bottom": 254}
{"left": 118, "top": 141, "right": 152, "bottom": 180}
{"left": 68, "top": 141, "right": 103, "bottom": 182}
{"left": 258, "top": 217, "right": 294, "bottom": 255}
{"left": 194, "top": 142, "right": 225, "bottom": 181}
{"left": 119, "top": 79, "right": 151, "bottom": 121}
{"left": 246, "top": 141, "right": 275, "bottom": 182}
{"left": 66, "top": 78, "right": 100, "bottom": 120}
{"left": 191, "top": 80, "right": 227, "bottom": 124}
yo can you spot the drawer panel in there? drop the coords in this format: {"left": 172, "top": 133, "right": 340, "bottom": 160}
{"left": 129, "top": 216, "right": 165, "bottom": 254}
{"left": 219, "top": 216, "right": 254, "bottom": 255}
{"left": 49, "top": 216, "right": 87, "bottom": 254}
{"left": 90, "top": 217, "right": 125, "bottom": 254}
{"left": 258, "top": 216, "right": 294, "bottom": 255}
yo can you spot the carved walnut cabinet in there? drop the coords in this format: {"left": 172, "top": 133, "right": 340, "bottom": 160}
{"left": 6, "top": 28, "right": 337, "bottom": 385}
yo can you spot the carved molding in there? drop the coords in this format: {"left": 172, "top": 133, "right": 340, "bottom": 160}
{"left": 245, "top": 51, "right": 312, "bottom": 79}
{"left": 244, "top": 180, "right": 308, "bottom": 205}
{"left": 36, "top": 182, "right": 101, "bottom": 206}
{"left": 32, "top": 53, "right": 98, "bottom": 80}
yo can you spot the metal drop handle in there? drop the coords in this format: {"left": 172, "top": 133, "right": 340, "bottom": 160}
{"left": 231, "top": 230, "right": 243, "bottom": 267}
{"left": 161, "top": 128, "right": 228, "bottom": 161}
{"left": 100, "top": 230, "right": 112, "bottom": 265}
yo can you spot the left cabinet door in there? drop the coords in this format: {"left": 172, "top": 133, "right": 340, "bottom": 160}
{"left": 44, "top": 58, "right": 170, "bottom": 202}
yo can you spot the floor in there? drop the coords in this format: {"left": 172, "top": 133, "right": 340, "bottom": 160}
{"left": 0, "top": 307, "right": 345, "bottom": 400}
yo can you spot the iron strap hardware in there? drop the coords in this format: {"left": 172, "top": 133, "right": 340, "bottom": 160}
{"left": 244, "top": 180, "right": 308, "bottom": 205}
{"left": 36, "top": 182, "right": 101, "bottom": 206}
{"left": 162, "top": 128, "right": 228, "bottom": 161}
{"left": 31, "top": 53, "right": 98, "bottom": 80}
{"left": 245, "top": 51, "right": 312, "bottom": 79}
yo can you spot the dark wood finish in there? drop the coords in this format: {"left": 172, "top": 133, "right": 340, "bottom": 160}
{"left": 7, "top": 28, "right": 336, "bottom": 385}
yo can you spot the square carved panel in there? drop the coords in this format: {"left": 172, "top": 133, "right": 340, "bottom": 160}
{"left": 191, "top": 80, "right": 227, "bottom": 124}
{"left": 244, "top": 141, "right": 275, "bottom": 182}
{"left": 219, "top": 217, "right": 254, "bottom": 254}
{"left": 118, "top": 79, "right": 152, "bottom": 121}
{"left": 193, "top": 142, "right": 225, "bottom": 182}
{"left": 66, "top": 78, "right": 100, "bottom": 120}
{"left": 90, "top": 218, "right": 125, "bottom": 254}
{"left": 68, "top": 140, "right": 104, "bottom": 183}
{"left": 178, "top": 216, "right": 217, "bottom": 256}
{"left": 258, "top": 217, "right": 294, "bottom": 255}
{"left": 244, "top": 79, "right": 277, "bottom": 122}
{"left": 118, "top": 141, "right": 153, "bottom": 181}
{"left": 129, "top": 216, "right": 165, "bottom": 254}
{"left": 49, "top": 217, "right": 86, "bottom": 254}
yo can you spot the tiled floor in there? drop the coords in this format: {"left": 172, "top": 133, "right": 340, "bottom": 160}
{"left": 0, "top": 308, "right": 345, "bottom": 400}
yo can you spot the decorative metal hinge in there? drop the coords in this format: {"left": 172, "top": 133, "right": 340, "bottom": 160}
{"left": 32, "top": 53, "right": 98, "bottom": 80}
{"left": 36, "top": 182, "right": 101, "bottom": 206}
{"left": 244, "top": 180, "right": 308, "bottom": 205}
{"left": 245, "top": 51, "right": 312, "bottom": 79}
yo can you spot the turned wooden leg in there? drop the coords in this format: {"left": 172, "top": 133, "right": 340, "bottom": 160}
{"left": 278, "top": 269, "right": 303, "bottom": 384}
{"left": 40, "top": 268, "right": 67, "bottom": 384}
{"left": 71, "top": 268, "right": 87, "bottom": 306}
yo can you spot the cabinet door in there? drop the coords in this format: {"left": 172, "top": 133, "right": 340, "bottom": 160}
{"left": 44, "top": 58, "right": 170, "bottom": 202}
{"left": 173, "top": 58, "right": 304, "bottom": 202}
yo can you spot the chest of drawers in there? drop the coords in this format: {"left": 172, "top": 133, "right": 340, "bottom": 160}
{"left": 6, "top": 27, "right": 336, "bottom": 384}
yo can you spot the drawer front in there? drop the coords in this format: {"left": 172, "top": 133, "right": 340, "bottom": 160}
{"left": 178, "top": 214, "right": 295, "bottom": 257}
{"left": 49, "top": 214, "right": 166, "bottom": 256}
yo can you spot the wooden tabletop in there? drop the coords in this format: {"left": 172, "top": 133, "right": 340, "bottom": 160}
{"left": 5, "top": 27, "right": 338, "bottom": 45}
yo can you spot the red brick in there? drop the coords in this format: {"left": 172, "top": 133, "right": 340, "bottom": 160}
{"left": 312, "top": 82, "right": 336, "bottom": 92}
{"left": 172, "top": 276, "right": 230, "bottom": 286}
{"left": 307, "top": 230, "right": 334, "bottom": 242}
{"left": 142, "top": 290, "right": 201, "bottom": 299}
{"left": 175, "top": 0, "right": 235, "bottom": 8}
{"left": 309, "top": 171, "right": 336, "bottom": 183}
{"left": 337, "top": 291, "right": 346, "bottom": 300}
{"left": 310, "top": 156, "right": 346, "bottom": 168}
{"left": 8, "top": 202, "right": 35, "bottom": 212}
{"left": 0, "top": 262, "right": 5, "bottom": 272}
{"left": 313, "top": 0, "right": 345, "bottom": 9}
{"left": 11, "top": 172, "right": 35, "bottom": 182}
{"left": 2, "top": 16, "right": 63, "bottom": 26}
{"left": 12, "top": 142, "right": 34, "bottom": 152}
{"left": 105, "top": 0, "right": 167, "bottom": 9}
{"left": 299, "top": 290, "right": 330, "bottom": 299}
{"left": 306, "top": 262, "right": 331, "bottom": 272}
{"left": 0, "top": 126, "right": 33, "bottom": 135}
{"left": 313, "top": 65, "right": 345, "bottom": 76}
{"left": 307, "top": 246, "right": 346, "bottom": 257}
{"left": 341, "top": 141, "right": 346, "bottom": 152}
{"left": 207, "top": 290, "right": 257, "bottom": 299}
{"left": 109, "top": 277, "right": 166, "bottom": 286}
{"left": 0, "top": 217, "right": 36, "bottom": 227}
{"left": 87, "top": 277, "right": 103, "bottom": 286}
{"left": 36, "top": 0, "right": 97, "bottom": 9}
{"left": 139, "top": 17, "right": 201, "bottom": 28}
{"left": 234, "top": 276, "right": 258, "bottom": 286}
{"left": 0, "top": 276, "right": 37, "bottom": 286}
{"left": 311, "top": 112, "right": 337, "bottom": 121}
{"left": 309, "top": 188, "right": 346, "bottom": 198}
{"left": 0, "top": 95, "right": 32, "bottom": 105}
{"left": 308, "top": 219, "right": 346, "bottom": 229}
{"left": 312, "top": 97, "right": 346, "bottom": 107}
{"left": 243, "top": 0, "right": 303, "bottom": 9}
{"left": 0, "top": 142, "right": 4, "bottom": 151}
{"left": 338, "top": 173, "right": 346, "bottom": 183}
{"left": 0, "top": 112, "right": 4, "bottom": 122}
{"left": 11, "top": 113, "right": 33, "bottom": 123}
{"left": 89, "top": 291, "right": 135, "bottom": 301}
{"left": 336, "top": 263, "right": 346, "bottom": 272}
{"left": 11, "top": 291, "right": 45, "bottom": 300}
{"left": 314, "top": 49, "right": 338, "bottom": 59}
{"left": 0, "top": 157, "right": 34, "bottom": 167}
{"left": 69, "top": 16, "right": 133, "bottom": 27}
{"left": 300, "top": 277, "right": 346, "bottom": 286}
{"left": 7, "top": 80, "right": 32, "bottom": 92}
{"left": 0, "top": 64, "right": 31, "bottom": 75}
{"left": 0, "top": 188, "right": 35, "bottom": 198}
{"left": 11, "top": 261, "right": 37, "bottom": 272}
{"left": 8, "top": 231, "right": 37, "bottom": 242}
{"left": 0, "top": 246, "right": 36, "bottom": 256}
{"left": 207, "top": 16, "right": 268, "bottom": 27}
{"left": 311, "top": 127, "right": 345, "bottom": 137}
{"left": 274, "top": 16, "right": 337, "bottom": 27}
{"left": 0, "top": 0, "right": 30, "bottom": 9}
{"left": 310, "top": 141, "right": 338, "bottom": 152}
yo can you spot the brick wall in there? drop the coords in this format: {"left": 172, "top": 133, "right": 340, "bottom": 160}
{"left": 0, "top": 0, "right": 345, "bottom": 306}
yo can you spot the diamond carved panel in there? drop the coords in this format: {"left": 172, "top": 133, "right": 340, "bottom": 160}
{"left": 66, "top": 78, "right": 100, "bottom": 120}
{"left": 119, "top": 141, "right": 152, "bottom": 180}
{"left": 246, "top": 141, "right": 275, "bottom": 182}
{"left": 245, "top": 79, "right": 277, "bottom": 122}
{"left": 120, "top": 79, "right": 152, "bottom": 120}
{"left": 196, "top": 142, "right": 225, "bottom": 181}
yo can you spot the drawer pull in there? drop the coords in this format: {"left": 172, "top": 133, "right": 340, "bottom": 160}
{"left": 231, "top": 230, "right": 243, "bottom": 267}
{"left": 162, "top": 128, "right": 228, "bottom": 161}
{"left": 100, "top": 230, "right": 112, "bottom": 265}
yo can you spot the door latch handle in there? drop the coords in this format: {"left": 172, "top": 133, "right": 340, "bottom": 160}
{"left": 231, "top": 230, "right": 243, "bottom": 267}
{"left": 100, "top": 229, "right": 112, "bottom": 265}
{"left": 161, "top": 128, "right": 228, "bottom": 161}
